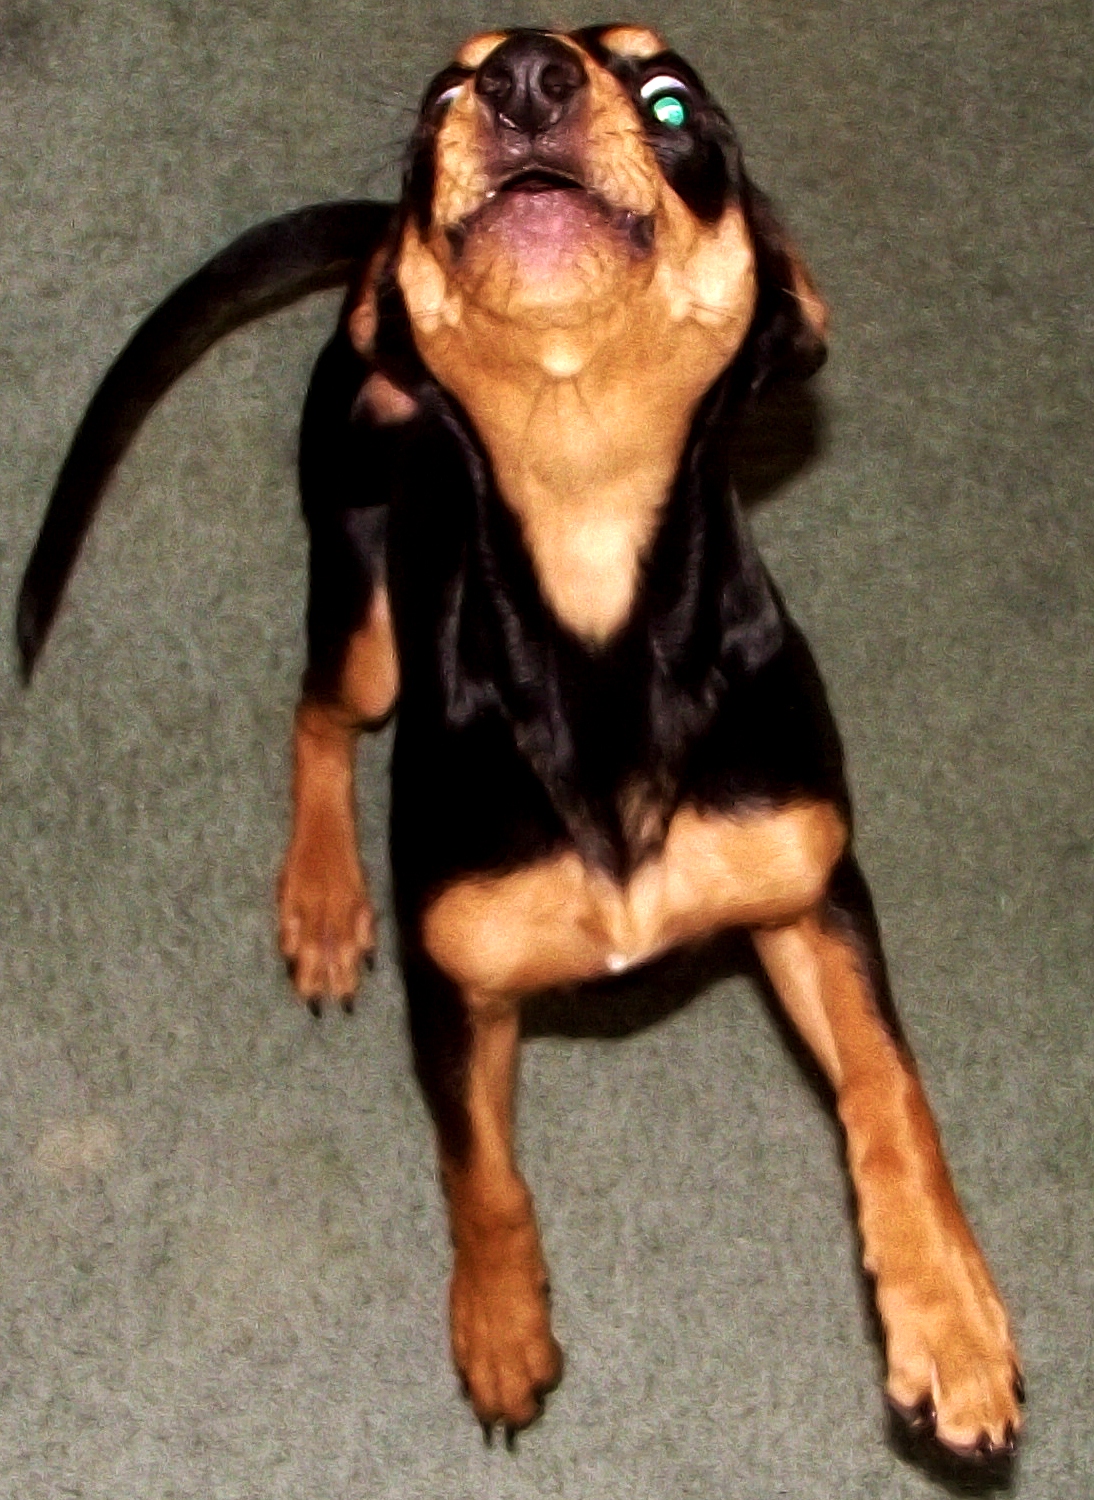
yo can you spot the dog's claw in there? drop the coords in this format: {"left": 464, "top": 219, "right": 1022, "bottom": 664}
{"left": 1014, "top": 1371, "right": 1026, "bottom": 1405}
{"left": 341, "top": 997, "right": 355, "bottom": 1016}
{"left": 480, "top": 1420, "right": 493, "bottom": 1448}
{"left": 504, "top": 1424, "right": 518, "bottom": 1453}
{"left": 888, "top": 1392, "right": 1021, "bottom": 1482}
{"left": 911, "top": 1398, "right": 937, "bottom": 1436}
{"left": 307, "top": 998, "right": 322, "bottom": 1019}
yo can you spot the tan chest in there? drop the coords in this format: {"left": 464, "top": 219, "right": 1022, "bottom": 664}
{"left": 421, "top": 799, "right": 847, "bottom": 999}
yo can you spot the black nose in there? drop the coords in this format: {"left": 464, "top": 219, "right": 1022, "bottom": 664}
{"left": 475, "top": 32, "right": 587, "bottom": 137}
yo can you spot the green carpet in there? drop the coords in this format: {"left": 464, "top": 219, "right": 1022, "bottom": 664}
{"left": 1, "top": 1, "right": 1091, "bottom": 1495}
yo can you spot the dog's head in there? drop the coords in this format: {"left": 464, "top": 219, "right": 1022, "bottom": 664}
{"left": 361, "top": 27, "right": 826, "bottom": 412}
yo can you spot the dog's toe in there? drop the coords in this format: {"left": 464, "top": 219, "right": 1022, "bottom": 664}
{"left": 883, "top": 1310, "right": 1022, "bottom": 1463}
{"left": 450, "top": 1223, "right": 563, "bottom": 1436}
{"left": 278, "top": 849, "right": 376, "bottom": 1010}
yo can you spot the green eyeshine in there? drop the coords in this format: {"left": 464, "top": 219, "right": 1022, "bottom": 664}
{"left": 651, "top": 94, "right": 687, "bottom": 129}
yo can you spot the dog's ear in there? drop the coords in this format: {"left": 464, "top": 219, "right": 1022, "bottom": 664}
{"left": 736, "top": 177, "right": 828, "bottom": 396}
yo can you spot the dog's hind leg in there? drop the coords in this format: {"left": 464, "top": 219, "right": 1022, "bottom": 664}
{"left": 403, "top": 953, "right": 563, "bottom": 1436}
{"left": 278, "top": 328, "right": 400, "bottom": 1010}
{"left": 752, "top": 855, "right": 1022, "bottom": 1463}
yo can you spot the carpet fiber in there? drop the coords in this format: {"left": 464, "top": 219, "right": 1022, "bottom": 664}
{"left": 1, "top": 2, "right": 1091, "bottom": 1495}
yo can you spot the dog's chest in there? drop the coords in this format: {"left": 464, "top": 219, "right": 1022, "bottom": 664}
{"left": 420, "top": 798, "right": 846, "bottom": 997}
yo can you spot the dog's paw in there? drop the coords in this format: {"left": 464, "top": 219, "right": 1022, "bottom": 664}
{"left": 277, "top": 822, "right": 376, "bottom": 1009}
{"left": 450, "top": 1218, "right": 563, "bottom": 1433}
{"left": 877, "top": 1257, "right": 1023, "bottom": 1460}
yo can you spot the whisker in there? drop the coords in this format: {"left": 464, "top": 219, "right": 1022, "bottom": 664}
{"left": 353, "top": 67, "right": 421, "bottom": 110}
{"left": 352, "top": 90, "right": 419, "bottom": 119}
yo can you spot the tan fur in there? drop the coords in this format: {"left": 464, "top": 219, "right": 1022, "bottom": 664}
{"left": 341, "top": 586, "right": 400, "bottom": 719}
{"left": 754, "top": 919, "right": 1021, "bottom": 1452}
{"left": 422, "top": 800, "right": 848, "bottom": 995}
{"left": 454, "top": 32, "right": 508, "bottom": 69}
{"left": 429, "top": 87, "right": 495, "bottom": 237}
{"left": 443, "top": 1001, "right": 562, "bottom": 1425}
{"left": 576, "top": 60, "right": 662, "bottom": 220}
{"left": 278, "top": 701, "right": 373, "bottom": 1001}
{"left": 599, "top": 25, "right": 668, "bottom": 59}
{"left": 347, "top": 284, "right": 378, "bottom": 355}
{"left": 345, "top": 244, "right": 390, "bottom": 356}
{"left": 278, "top": 593, "right": 398, "bottom": 1000}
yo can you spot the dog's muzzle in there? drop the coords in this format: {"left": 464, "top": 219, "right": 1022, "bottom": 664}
{"left": 474, "top": 32, "right": 587, "bottom": 138}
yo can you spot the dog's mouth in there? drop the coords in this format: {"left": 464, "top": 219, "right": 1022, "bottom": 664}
{"left": 444, "top": 165, "right": 656, "bottom": 262}
{"left": 498, "top": 167, "right": 584, "bottom": 195}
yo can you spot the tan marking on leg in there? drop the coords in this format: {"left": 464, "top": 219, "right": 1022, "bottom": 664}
{"left": 598, "top": 26, "right": 668, "bottom": 59}
{"left": 423, "top": 800, "right": 847, "bottom": 994}
{"left": 278, "top": 702, "right": 373, "bottom": 1004}
{"left": 277, "top": 594, "right": 398, "bottom": 1004}
{"left": 754, "top": 917, "right": 1022, "bottom": 1455}
{"left": 341, "top": 585, "right": 399, "bottom": 723}
{"left": 444, "top": 991, "right": 562, "bottom": 1428}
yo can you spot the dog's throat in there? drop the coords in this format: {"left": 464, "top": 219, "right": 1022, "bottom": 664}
{"left": 445, "top": 370, "right": 698, "bottom": 642}
{"left": 502, "top": 479, "right": 667, "bottom": 642}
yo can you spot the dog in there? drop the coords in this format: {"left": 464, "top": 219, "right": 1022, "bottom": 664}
{"left": 17, "top": 25, "right": 1022, "bottom": 1470}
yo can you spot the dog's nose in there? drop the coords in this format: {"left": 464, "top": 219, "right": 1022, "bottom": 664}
{"left": 475, "top": 32, "right": 587, "bottom": 137}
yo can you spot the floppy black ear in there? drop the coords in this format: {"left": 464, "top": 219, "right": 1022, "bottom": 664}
{"left": 736, "top": 175, "right": 828, "bottom": 396}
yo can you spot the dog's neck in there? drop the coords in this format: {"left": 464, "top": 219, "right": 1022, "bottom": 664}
{"left": 433, "top": 322, "right": 699, "bottom": 643}
{"left": 397, "top": 205, "right": 756, "bottom": 642}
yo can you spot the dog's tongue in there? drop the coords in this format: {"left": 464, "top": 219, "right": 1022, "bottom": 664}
{"left": 480, "top": 186, "right": 612, "bottom": 267}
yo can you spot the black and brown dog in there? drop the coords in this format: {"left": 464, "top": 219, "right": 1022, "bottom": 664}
{"left": 17, "top": 24, "right": 1022, "bottom": 1468}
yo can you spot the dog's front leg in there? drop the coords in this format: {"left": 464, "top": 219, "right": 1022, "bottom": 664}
{"left": 279, "top": 309, "right": 404, "bottom": 1011}
{"left": 278, "top": 587, "right": 398, "bottom": 1009}
{"left": 752, "top": 856, "right": 1022, "bottom": 1461}
{"left": 405, "top": 957, "right": 563, "bottom": 1436}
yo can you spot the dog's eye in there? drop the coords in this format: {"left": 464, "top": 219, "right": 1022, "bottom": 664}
{"left": 640, "top": 74, "right": 690, "bottom": 129}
